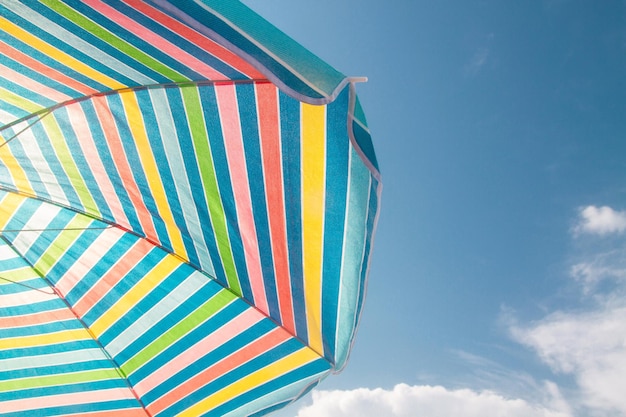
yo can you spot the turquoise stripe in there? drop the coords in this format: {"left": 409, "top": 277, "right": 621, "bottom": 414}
{"left": 278, "top": 91, "right": 308, "bottom": 341}
{"left": 334, "top": 148, "right": 374, "bottom": 369}
{"left": 321, "top": 88, "right": 351, "bottom": 363}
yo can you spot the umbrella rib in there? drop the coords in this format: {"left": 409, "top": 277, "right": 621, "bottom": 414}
{"left": 0, "top": 233, "right": 152, "bottom": 417}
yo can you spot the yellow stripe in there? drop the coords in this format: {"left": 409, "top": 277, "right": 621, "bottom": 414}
{"left": 0, "top": 146, "right": 36, "bottom": 198}
{"left": 300, "top": 103, "right": 326, "bottom": 355}
{"left": 0, "top": 191, "right": 28, "bottom": 230}
{"left": 0, "top": 87, "right": 45, "bottom": 114}
{"left": 1, "top": 17, "right": 125, "bottom": 91}
{"left": 180, "top": 347, "right": 319, "bottom": 416}
{"left": 90, "top": 254, "right": 180, "bottom": 337}
{"left": 119, "top": 92, "right": 187, "bottom": 260}
{"left": 0, "top": 328, "right": 90, "bottom": 350}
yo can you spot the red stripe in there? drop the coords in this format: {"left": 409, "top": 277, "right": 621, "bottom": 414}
{"left": 0, "top": 308, "right": 75, "bottom": 328}
{"left": 256, "top": 83, "right": 295, "bottom": 334}
{"left": 121, "top": 0, "right": 265, "bottom": 80}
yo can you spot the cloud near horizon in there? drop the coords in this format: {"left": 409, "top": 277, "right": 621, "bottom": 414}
{"left": 294, "top": 384, "right": 571, "bottom": 417}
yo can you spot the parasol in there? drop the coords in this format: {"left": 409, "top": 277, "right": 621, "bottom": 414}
{"left": 0, "top": 1, "right": 380, "bottom": 415}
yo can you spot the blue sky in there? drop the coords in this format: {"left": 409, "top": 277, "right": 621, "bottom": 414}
{"left": 242, "top": 1, "right": 626, "bottom": 416}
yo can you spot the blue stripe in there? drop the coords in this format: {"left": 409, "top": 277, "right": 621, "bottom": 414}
{"left": 0, "top": 340, "right": 101, "bottom": 360}
{"left": 0, "top": 399, "right": 143, "bottom": 417}
{"left": 355, "top": 178, "right": 379, "bottom": 326}
{"left": 0, "top": 359, "right": 114, "bottom": 388}
{"left": 279, "top": 91, "right": 308, "bottom": 340}
{"left": 0, "top": 300, "right": 65, "bottom": 319}
{"left": 0, "top": 319, "right": 83, "bottom": 339}
{"left": 0, "top": 278, "right": 47, "bottom": 295}
{"left": 352, "top": 108, "right": 379, "bottom": 173}
{"left": 235, "top": 84, "right": 280, "bottom": 319}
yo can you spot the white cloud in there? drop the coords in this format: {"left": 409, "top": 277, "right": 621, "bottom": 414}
{"left": 574, "top": 206, "right": 626, "bottom": 236}
{"left": 511, "top": 299, "right": 626, "bottom": 416}
{"left": 295, "top": 384, "right": 571, "bottom": 417}
{"left": 509, "top": 206, "right": 626, "bottom": 416}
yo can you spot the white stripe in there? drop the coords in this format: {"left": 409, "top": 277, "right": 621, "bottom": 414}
{"left": 0, "top": 348, "right": 105, "bottom": 372}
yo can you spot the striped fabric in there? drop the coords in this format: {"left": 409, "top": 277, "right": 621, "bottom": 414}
{"left": 0, "top": 1, "right": 380, "bottom": 416}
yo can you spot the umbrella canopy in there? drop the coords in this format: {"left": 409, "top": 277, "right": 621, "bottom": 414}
{"left": 0, "top": 1, "right": 380, "bottom": 416}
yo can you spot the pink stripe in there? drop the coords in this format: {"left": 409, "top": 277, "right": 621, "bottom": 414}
{"left": 134, "top": 308, "right": 261, "bottom": 396}
{"left": 66, "top": 103, "right": 130, "bottom": 227}
{"left": 215, "top": 84, "right": 268, "bottom": 312}
{"left": 55, "top": 227, "right": 125, "bottom": 298}
{"left": 121, "top": 0, "right": 265, "bottom": 79}
{"left": 0, "top": 388, "right": 138, "bottom": 413}
{"left": 0, "top": 63, "right": 71, "bottom": 103}
{"left": 84, "top": 0, "right": 226, "bottom": 80}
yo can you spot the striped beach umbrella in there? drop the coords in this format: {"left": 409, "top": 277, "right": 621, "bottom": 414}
{"left": 0, "top": 1, "right": 380, "bottom": 416}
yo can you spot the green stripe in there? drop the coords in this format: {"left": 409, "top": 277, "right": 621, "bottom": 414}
{"left": 33, "top": 215, "right": 95, "bottom": 276}
{"left": 182, "top": 86, "right": 242, "bottom": 294}
{"left": 42, "top": 116, "right": 100, "bottom": 214}
{"left": 40, "top": 0, "right": 188, "bottom": 83}
{"left": 121, "top": 289, "right": 233, "bottom": 376}
{"left": 0, "top": 368, "right": 121, "bottom": 392}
